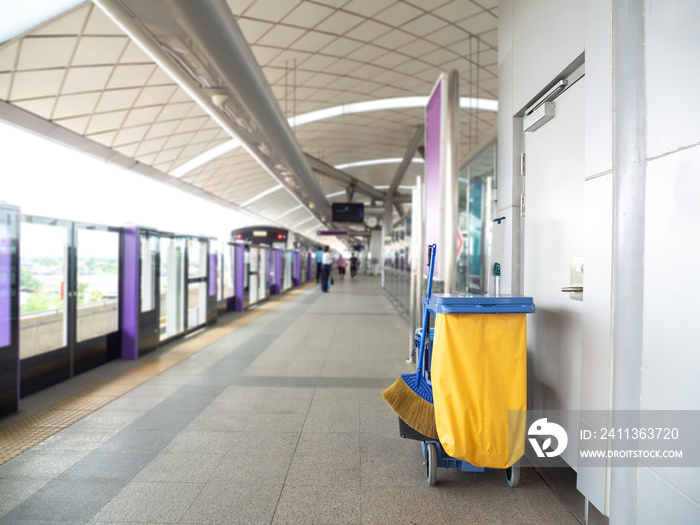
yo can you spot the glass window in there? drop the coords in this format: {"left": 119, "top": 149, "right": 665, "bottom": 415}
{"left": 187, "top": 281, "right": 207, "bottom": 328}
{"left": 223, "top": 243, "right": 234, "bottom": 299}
{"left": 76, "top": 228, "right": 120, "bottom": 342}
{"left": 456, "top": 144, "right": 496, "bottom": 293}
{"left": 140, "top": 233, "right": 157, "bottom": 313}
{"left": 188, "top": 239, "right": 207, "bottom": 278}
{"left": 160, "top": 236, "right": 186, "bottom": 340}
{"left": 19, "top": 221, "right": 69, "bottom": 358}
{"left": 258, "top": 247, "right": 268, "bottom": 299}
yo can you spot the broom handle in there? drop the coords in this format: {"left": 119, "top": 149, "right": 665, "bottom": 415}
{"left": 415, "top": 244, "right": 436, "bottom": 375}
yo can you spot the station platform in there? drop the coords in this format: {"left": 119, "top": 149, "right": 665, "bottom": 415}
{"left": 0, "top": 276, "right": 579, "bottom": 524}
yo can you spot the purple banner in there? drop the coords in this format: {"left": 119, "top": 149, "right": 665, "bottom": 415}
{"left": 425, "top": 79, "right": 442, "bottom": 277}
{"left": 121, "top": 228, "right": 139, "bottom": 360}
{"left": 209, "top": 253, "right": 217, "bottom": 296}
{"left": 0, "top": 223, "right": 10, "bottom": 348}
{"left": 234, "top": 243, "right": 245, "bottom": 311}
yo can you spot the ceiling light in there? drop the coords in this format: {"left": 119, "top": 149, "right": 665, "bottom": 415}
{"left": 274, "top": 204, "right": 304, "bottom": 220}
{"left": 170, "top": 96, "right": 497, "bottom": 178}
{"left": 240, "top": 184, "right": 283, "bottom": 207}
{"left": 171, "top": 140, "right": 240, "bottom": 177}
{"left": 334, "top": 157, "right": 425, "bottom": 170}
{"left": 211, "top": 94, "right": 230, "bottom": 108}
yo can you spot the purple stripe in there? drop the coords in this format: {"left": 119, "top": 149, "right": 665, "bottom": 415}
{"left": 209, "top": 253, "right": 217, "bottom": 296}
{"left": 307, "top": 253, "right": 312, "bottom": 281}
{"left": 425, "top": 79, "right": 442, "bottom": 276}
{"left": 234, "top": 243, "right": 244, "bottom": 311}
{"left": 0, "top": 223, "right": 10, "bottom": 347}
{"left": 121, "top": 228, "right": 139, "bottom": 360}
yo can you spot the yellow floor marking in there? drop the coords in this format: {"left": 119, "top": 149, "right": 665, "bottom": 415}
{"left": 0, "top": 284, "right": 315, "bottom": 464}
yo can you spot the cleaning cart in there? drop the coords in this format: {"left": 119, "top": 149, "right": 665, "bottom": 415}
{"left": 399, "top": 292, "right": 535, "bottom": 487}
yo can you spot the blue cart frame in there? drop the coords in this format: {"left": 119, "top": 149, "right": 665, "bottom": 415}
{"left": 399, "top": 293, "right": 534, "bottom": 487}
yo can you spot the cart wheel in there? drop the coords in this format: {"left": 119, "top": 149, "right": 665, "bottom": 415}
{"left": 504, "top": 460, "right": 520, "bottom": 487}
{"left": 426, "top": 443, "right": 437, "bottom": 486}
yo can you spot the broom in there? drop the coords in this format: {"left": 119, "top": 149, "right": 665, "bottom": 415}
{"left": 382, "top": 244, "right": 439, "bottom": 439}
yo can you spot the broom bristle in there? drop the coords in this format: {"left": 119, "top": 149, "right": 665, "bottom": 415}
{"left": 382, "top": 377, "right": 438, "bottom": 439}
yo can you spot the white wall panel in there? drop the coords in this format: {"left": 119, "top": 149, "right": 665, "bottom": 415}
{"left": 512, "top": 0, "right": 584, "bottom": 112}
{"left": 638, "top": 467, "right": 700, "bottom": 525}
{"left": 642, "top": 147, "right": 700, "bottom": 412}
{"left": 576, "top": 173, "right": 612, "bottom": 512}
{"left": 497, "top": 0, "right": 513, "bottom": 63}
{"left": 646, "top": 1, "right": 700, "bottom": 158}
{"left": 512, "top": 0, "right": 543, "bottom": 43}
{"left": 584, "top": 0, "right": 612, "bottom": 177}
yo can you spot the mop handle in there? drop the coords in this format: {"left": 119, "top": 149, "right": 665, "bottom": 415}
{"left": 415, "top": 244, "right": 436, "bottom": 376}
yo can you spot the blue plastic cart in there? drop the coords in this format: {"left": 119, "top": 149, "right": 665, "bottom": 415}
{"left": 400, "top": 293, "right": 535, "bottom": 486}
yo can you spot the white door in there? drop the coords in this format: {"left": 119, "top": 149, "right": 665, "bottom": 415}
{"left": 523, "top": 78, "right": 585, "bottom": 470}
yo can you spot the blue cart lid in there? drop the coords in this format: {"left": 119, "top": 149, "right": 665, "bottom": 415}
{"left": 428, "top": 294, "right": 535, "bottom": 314}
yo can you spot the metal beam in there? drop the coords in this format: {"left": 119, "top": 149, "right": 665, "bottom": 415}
{"left": 305, "top": 153, "right": 386, "bottom": 200}
{"left": 97, "top": 0, "right": 331, "bottom": 224}
{"left": 387, "top": 125, "right": 423, "bottom": 218}
{"left": 389, "top": 125, "right": 424, "bottom": 196}
{"left": 459, "top": 126, "right": 497, "bottom": 171}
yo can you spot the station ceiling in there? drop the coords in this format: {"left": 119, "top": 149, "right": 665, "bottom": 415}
{"left": 0, "top": 0, "right": 498, "bottom": 244}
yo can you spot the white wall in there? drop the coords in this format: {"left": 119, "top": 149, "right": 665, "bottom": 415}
{"left": 638, "top": 1, "right": 700, "bottom": 522}
{"left": 498, "top": 0, "right": 700, "bottom": 523}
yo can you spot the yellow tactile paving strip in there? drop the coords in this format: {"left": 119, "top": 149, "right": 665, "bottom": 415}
{"left": 0, "top": 284, "right": 313, "bottom": 464}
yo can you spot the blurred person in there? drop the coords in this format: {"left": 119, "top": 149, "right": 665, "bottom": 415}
{"left": 350, "top": 253, "right": 359, "bottom": 278}
{"left": 315, "top": 246, "right": 323, "bottom": 283}
{"left": 321, "top": 246, "right": 333, "bottom": 292}
{"left": 337, "top": 254, "right": 346, "bottom": 278}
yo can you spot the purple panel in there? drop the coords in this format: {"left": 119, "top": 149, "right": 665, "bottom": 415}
{"left": 293, "top": 251, "right": 300, "bottom": 286}
{"left": 425, "top": 79, "right": 442, "bottom": 277}
{"left": 307, "top": 253, "right": 312, "bottom": 281}
{"left": 121, "top": 228, "right": 139, "bottom": 360}
{"left": 0, "top": 223, "right": 10, "bottom": 348}
{"left": 209, "top": 253, "right": 217, "bottom": 296}
{"left": 275, "top": 249, "right": 282, "bottom": 294}
{"left": 234, "top": 243, "right": 245, "bottom": 311}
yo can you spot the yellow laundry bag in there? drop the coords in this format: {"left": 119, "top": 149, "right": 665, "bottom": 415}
{"left": 431, "top": 313, "right": 527, "bottom": 468}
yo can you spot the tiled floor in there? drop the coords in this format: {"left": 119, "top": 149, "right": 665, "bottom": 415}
{"left": 0, "top": 276, "right": 580, "bottom": 524}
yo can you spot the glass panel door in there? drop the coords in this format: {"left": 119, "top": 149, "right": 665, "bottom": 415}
{"left": 19, "top": 220, "right": 70, "bottom": 361}
{"left": 139, "top": 230, "right": 159, "bottom": 354}
{"left": 75, "top": 228, "right": 120, "bottom": 343}
{"left": 140, "top": 232, "right": 157, "bottom": 313}
{"left": 258, "top": 246, "right": 269, "bottom": 300}
{"left": 223, "top": 243, "right": 234, "bottom": 300}
{"left": 159, "top": 235, "right": 186, "bottom": 341}
{"left": 187, "top": 238, "right": 207, "bottom": 329}
{"left": 248, "top": 246, "right": 259, "bottom": 305}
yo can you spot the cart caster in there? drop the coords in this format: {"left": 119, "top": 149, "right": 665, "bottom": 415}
{"left": 426, "top": 443, "right": 437, "bottom": 486}
{"left": 504, "top": 460, "right": 520, "bottom": 487}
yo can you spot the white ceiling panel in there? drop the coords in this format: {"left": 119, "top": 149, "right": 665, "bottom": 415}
{"left": 2, "top": 0, "right": 501, "bottom": 231}
{"left": 72, "top": 36, "right": 129, "bottom": 66}
{"left": 17, "top": 36, "right": 77, "bottom": 69}
{"left": 32, "top": 4, "right": 91, "bottom": 36}
{"left": 11, "top": 69, "right": 65, "bottom": 99}
{"left": 62, "top": 65, "right": 113, "bottom": 93}
{"left": 282, "top": 2, "right": 335, "bottom": 27}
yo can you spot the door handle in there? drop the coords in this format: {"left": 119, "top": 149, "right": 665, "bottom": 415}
{"left": 561, "top": 286, "right": 583, "bottom": 293}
